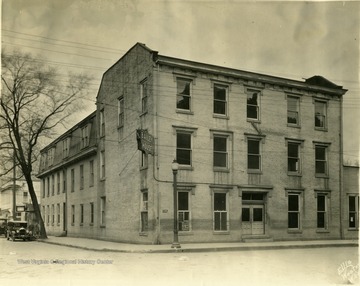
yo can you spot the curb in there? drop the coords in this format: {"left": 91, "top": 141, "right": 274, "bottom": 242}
{"left": 37, "top": 239, "right": 359, "bottom": 254}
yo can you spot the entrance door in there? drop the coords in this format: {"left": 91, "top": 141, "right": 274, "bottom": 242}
{"left": 242, "top": 205, "right": 264, "bottom": 235}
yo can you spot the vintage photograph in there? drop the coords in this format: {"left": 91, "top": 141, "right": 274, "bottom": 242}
{"left": 0, "top": 0, "right": 359, "bottom": 285}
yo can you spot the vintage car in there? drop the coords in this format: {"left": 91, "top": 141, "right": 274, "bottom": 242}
{"left": 0, "top": 218, "right": 7, "bottom": 237}
{"left": 7, "top": 221, "right": 32, "bottom": 241}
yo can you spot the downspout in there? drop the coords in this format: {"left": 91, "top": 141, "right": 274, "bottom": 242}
{"left": 339, "top": 95, "right": 344, "bottom": 239}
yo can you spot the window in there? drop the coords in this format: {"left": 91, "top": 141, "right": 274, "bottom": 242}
{"left": 57, "top": 204, "right": 60, "bottom": 224}
{"left": 317, "top": 194, "right": 327, "bottom": 229}
{"left": 46, "top": 205, "right": 49, "bottom": 225}
{"left": 47, "top": 177, "right": 50, "bottom": 197}
{"left": 51, "top": 174, "right": 55, "bottom": 196}
{"left": 140, "top": 191, "right": 148, "bottom": 232}
{"left": 70, "top": 169, "right": 75, "bottom": 192}
{"left": 100, "top": 151, "right": 105, "bottom": 179}
{"left": 57, "top": 172, "right": 61, "bottom": 194}
{"left": 118, "top": 97, "right": 124, "bottom": 127}
{"left": 141, "top": 79, "right": 148, "bottom": 113}
{"left": 71, "top": 205, "right": 75, "bottom": 225}
{"left": 100, "top": 197, "right": 106, "bottom": 226}
{"left": 100, "top": 109, "right": 105, "bottom": 137}
{"left": 51, "top": 204, "right": 54, "bottom": 225}
{"left": 63, "top": 169, "right": 67, "bottom": 193}
{"left": 178, "top": 191, "right": 191, "bottom": 231}
{"left": 288, "top": 142, "right": 301, "bottom": 173}
{"left": 176, "top": 132, "right": 192, "bottom": 166}
{"left": 213, "top": 193, "right": 228, "bottom": 231}
{"left": 314, "top": 100, "right": 327, "bottom": 129}
{"left": 349, "top": 195, "right": 359, "bottom": 229}
{"left": 48, "top": 148, "right": 55, "bottom": 166}
{"left": 315, "top": 145, "right": 328, "bottom": 175}
{"left": 213, "top": 136, "right": 227, "bottom": 168}
{"left": 246, "top": 90, "right": 260, "bottom": 120}
{"left": 247, "top": 139, "right": 261, "bottom": 171}
{"left": 287, "top": 96, "right": 300, "bottom": 125}
{"left": 89, "top": 160, "right": 94, "bottom": 187}
{"left": 90, "top": 202, "right": 94, "bottom": 225}
{"left": 213, "top": 84, "right": 227, "bottom": 116}
{"left": 176, "top": 78, "right": 191, "bottom": 111}
{"left": 42, "top": 179, "right": 45, "bottom": 198}
{"left": 288, "top": 194, "right": 300, "bottom": 229}
{"left": 80, "top": 204, "right": 84, "bottom": 225}
{"left": 140, "top": 151, "right": 148, "bottom": 169}
{"left": 62, "top": 138, "right": 70, "bottom": 158}
{"left": 81, "top": 125, "right": 89, "bottom": 148}
{"left": 80, "top": 164, "right": 84, "bottom": 190}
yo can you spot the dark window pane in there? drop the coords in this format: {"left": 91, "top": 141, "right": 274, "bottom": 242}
{"left": 214, "top": 101, "right": 226, "bottom": 114}
{"left": 214, "top": 193, "right": 226, "bottom": 211}
{"left": 248, "top": 155, "right": 260, "bottom": 169}
{"left": 247, "top": 92, "right": 258, "bottom": 119}
{"left": 288, "top": 213, "right": 299, "bottom": 228}
{"left": 316, "top": 161, "right": 326, "bottom": 174}
{"left": 214, "top": 137, "right": 227, "bottom": 151}
{"left": 253, "top": 208, "right": 263, "bottom": 222}
{"left": 177, "top": 79, "right": 190, "bottom": 95}
{"left": 220, "top": 212, "right": 227, "bottom": 230}
{"left": 178, "top": 192, "right": 189, "bottom": 211}
{"left": 317, "top": 195, "right": 325, "bottom": 211}
{"left": 141, "top": 212, "right": 148, "bottom": 232}
{"left": 287, "top": 111, "right": 298, "bottom": 124}
{"left": 177, "top": 95, "right": 190, "bottom": 110}
{"left": 349, "top": 213, "right": 356, "bottom": 228}
{"left": 317, "top": 213, "right": 325, "bottom": 228}
{"left": 315, "top": 147, "right": 326, "bottom": 160}
{"left": 248, "top": 140, "right": 260, "bottom": 154}
{"left": 214, "top": 86, "right": 226, "bottom": 100}
{"left": 349, "top": 196, "right": 356, "bottom": 211}
{"left": 288, "top": 144, "right": 298, "bottom": 157}
{"left": 214, "top": 212, "right": 221, "bottom": 230}
{"left": 288, "top": 158, "right": 298, "bottom": 172}
{"left": 247, "top": 105, "right": 258, "bottom": 119}
{"left": 214, "top": 153, "right": 227, "bottom": 167}
{"left": 288, "top": 195, "right": 299, "bottom": 211}
{"left": 176, "top": 150, "right": 191, "bottom": 165}
{"left": 177, "top": 133, "right": 191, "bottom": 148}
{"left": 242, "top": 208, "right": 250, "bottom": 222}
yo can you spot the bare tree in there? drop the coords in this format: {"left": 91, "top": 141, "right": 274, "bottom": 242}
{"left": 1, "top": 50, "right": 91, "bottom": 238}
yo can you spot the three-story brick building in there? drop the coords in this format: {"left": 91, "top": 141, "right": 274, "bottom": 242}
{"left": 38, "top": 43, "right": 352, "bottom": 243}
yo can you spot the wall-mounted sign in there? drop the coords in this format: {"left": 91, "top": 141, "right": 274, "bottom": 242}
{"left": 136, "top": 129, "right": 155, "bottom": 155}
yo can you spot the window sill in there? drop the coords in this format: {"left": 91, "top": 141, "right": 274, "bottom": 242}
{"left": 315, "top": 127, "right": 328, "bottom": 132}
{"left": 140, "top": 111, "right": 148, "bottom": 117}
{"left": 247, "top": 170, "right": 262, "bottom": 174}
{"left": 247, "top": 118, "right": 260, "bottom": 123}
{"left": 287, "top": 124, "right": 301, "bottom": 129}
{"left": 316, "top": 229, "right": 329, "bottom": 233}
{"left": 287, "top": 172, "right": 302, "bottom": 177}
{"left": 213, "top": 231, "right": 230, "bottom": 235}
{"left": 100, "top": 135, "right": 105, "bottom": 139}
{"left": 80, "top": 223, "right": 84, "bottom": 227}
{"left": 287, "top": 229, "right": 302, "bottom": 234}
{"left": 140, "top": 166, "right": 148, "bottom": 171}
{"left": 139, "top": 232, "right": 148, "bottom": 236}
{"left": 315, "top": 174, "right": 329, "bottom": 179}
{"left": 89, "top": 223, "right": 94, "bottom": 226}
{"left": 117, "top": 125, "right": 124, "bottom": 131}
{"left": 347, "top": 228, "right": 359, "bottom": 231}
{"left": 213, "top": 114, "right": 229, "bottom": 120}
{"left": 100, "top": 225, "right": 106, "bottom": 228}
{"left": 100, "top": 177, "right": 106, "bottom": 182}
{"left": 213, "top": 167, "right": 230, "bottom": 173}
{"left": 179, "top": 165, "right": 194, "bottom": 171}
{"left": 176, "top": 109, "right": 194, "bottom": 115}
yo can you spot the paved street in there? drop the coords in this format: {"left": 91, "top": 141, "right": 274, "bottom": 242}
{"left": 0, "top": 238, "right": 358, "bottom": 286}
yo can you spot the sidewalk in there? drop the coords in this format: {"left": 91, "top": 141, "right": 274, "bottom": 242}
{"left": 37, "top": 236, "right": 359, "bottom": 253}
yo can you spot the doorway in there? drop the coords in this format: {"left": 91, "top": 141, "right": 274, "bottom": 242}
{"left": 242, "top": 205, "right": 265, "bottom": 235}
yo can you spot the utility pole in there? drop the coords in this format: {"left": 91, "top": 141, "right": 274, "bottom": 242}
{"left": 12, "top": 150, "right": 16, "bottom": 220}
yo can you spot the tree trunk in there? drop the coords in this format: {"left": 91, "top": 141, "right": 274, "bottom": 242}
{"left": 24, "top": 172, "right": 47, "bottom": 239}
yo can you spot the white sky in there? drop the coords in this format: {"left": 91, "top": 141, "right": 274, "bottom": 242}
{"left": 2, "top": 0, "right": 359, "bottom": 164}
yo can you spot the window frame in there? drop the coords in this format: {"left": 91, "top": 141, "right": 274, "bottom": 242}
{"left": 62, "top": 137, "right": 70, "bottom": 158}
{"left": 100, "top": 109, "right": 105, "bottom": 137}
{"left": 246, "top": 135, "right": 264, "bottom": 173}
{"left": 212, "top": 191, "right": 229, "bottom": 232}
{"left": 288, "top": 193, "right": 300, "bottom": 230}
{"left": 70, "top": 168, "right": 75, "bottom": 193}
{"left": 80, "top": 204, "right": 84, "bottom": 225}
{"left": 140, "top": 79, "right": 148, "bottom": 114}
{"left": 213, "top": 83, "right": 228, "bottom": 117}
{"left": 176, "top": 131, "right": 192, "bottom": 167}
{"left": 81, "top": 125, "right": 90, "bottom": 148}
{"left": 246, "top": 88, "right": 261, "bottom": 121}
{"left": 176, "top": 77, "right": 192, "bottom": 113}
{"left": 314, "top": 143, "right": 330, "bottom": 177}
{"left": 316, "top": 194, "right": 328, "bottom": 230}
{"left": 71, "top": 205, "right": 75, "bottom": 225}
{"left": 100, "top": 196, "right": 106, "bottom": 226}
{"left": 314, "top": 99, "right": 327, "bottom": 130}
{"left": 90, "top": 202, "right": 94, "bottom": 225}
{"left": 286, "top": 139, "right": 304, "bottom": 175}
{"left": 287, "top": 95, "right": 301, "bottom": 127}
{"left": 62, "top": 169, "right": 67, "bottom": 193}
{"left": 57, "top": 172, "right": 61, "bottom": 194}
{"left": 79, "top": 164, "right": 84, "bottom": 190}
{"left": 348, "top": 194, "right": 359, "bottom": 230}
{"left": 57, "top": 203, "right": 60, "bottom": 225}
{"left": 89, "top": 160, "right": 94, "bottom": 187}
{"left": 100, "top": 150, "right": 106, "bottom": 179}
{"left": 140, "top": 190, "right": 148, "bottom": 233}
{"left": 178, "top": 191, "right": 191, "bottom": 232}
